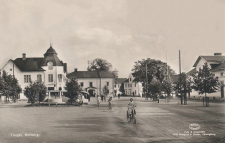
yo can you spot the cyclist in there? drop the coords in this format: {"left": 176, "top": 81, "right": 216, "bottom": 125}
{"left": 128, "top": 98, "right": 136, "bottom": 115}
{"left": 108, "top": 95, "right": 112, "bottom": 109}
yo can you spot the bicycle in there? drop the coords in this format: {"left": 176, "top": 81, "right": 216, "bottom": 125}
{"left": 97, "top": 100, "right": 100, "bottom": 108}
{"left": 127, "top": 109, "right": 136, "bottom": 124}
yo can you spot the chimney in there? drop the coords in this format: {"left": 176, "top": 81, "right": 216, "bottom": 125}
{"left": 74, "top": 68, "right": 78, "bottom": 72}
{"left": 214, "top": 53, "right": 222, "bottom": 56}
{"left": 22, "top": 53, "right": 26, "bottom": 60}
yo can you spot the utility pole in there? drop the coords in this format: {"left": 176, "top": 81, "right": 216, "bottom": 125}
{"left": 146, "top": 62, "right": 148, "bottom": 100}
{"left": 179, "top": 50, "right": 183, "bottom": 105}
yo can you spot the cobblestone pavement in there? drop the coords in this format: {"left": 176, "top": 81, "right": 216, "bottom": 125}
{"left": 0, "top": 97, "right": 224, "bottom": 143}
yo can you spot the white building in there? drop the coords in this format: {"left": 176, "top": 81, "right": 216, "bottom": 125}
{"left": 67, "top": 69, "right": 115, "bottom": 98}
{"left": 1, "top": 45, "right": 68, "bottom": 102}
{"left": 124, "top": 73, "right": 143, "bottom": 97}
{"left": 188, "top": 53, "right": 225, "bottom": 99}
{"left": 114, "top": 78, "right": 127, "bottom": 96}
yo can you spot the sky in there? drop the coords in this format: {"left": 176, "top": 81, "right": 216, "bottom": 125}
{"left": 1, "top": 0, "right": 225, "bottom": 78}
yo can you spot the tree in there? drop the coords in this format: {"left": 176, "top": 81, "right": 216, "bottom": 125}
{"left": 119, "top": 82, "right": 125, "bottom": 95}
{"left": 88, "top": 58, "right": 118, "bottom": 95}
{"left": 10, "top": 77, "right": 22, "bottom": 102}
{"left": 132, "top": 58, "right": 175, "bottom": 96}
{"left": 24, "top": 82, "right": 47, "bottom": 105}
{"left": 162, "top": 76, "right": 173, "bottom": 99}
{"left": 192, "top": 63, "right": 220, "bottom": 107}
{"left": 175, "top": 72, "right": 192, "bottom": 104}
{"left": 65, "top": 78, "right": 81, "bottom": 105}
{"left": 88, "top": 58, "right": 118, "bottom": 78}
{"left": 88, "top": 58, "right": 112, "bottom": 71}
{"left": 103, "top": 85, "right": 109, "bottom": 96}
{"left": 148, "top": 77, "right": 162, "bottom": 99}
{"left": 1, "top": 70, "right": 22, "bottom": 102}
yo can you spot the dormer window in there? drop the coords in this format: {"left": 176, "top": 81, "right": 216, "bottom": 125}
{"left": 47, "top": 61, "right": 53, "bottom": 70}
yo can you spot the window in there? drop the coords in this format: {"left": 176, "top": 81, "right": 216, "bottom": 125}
{"left": 24, "top": 75, "right": 31, "bottom": 83}
{"left": 221, "top": 72, "right": 224, "bottom": 77}
{"left": 10, "top": 68, "right": 12, "bottom": 71}
{"left": 135, "top": 83, "right": 136, "bottom": 87}
{"left": 114, "top": 85, "right": 116, "bottom": 88}
{"left": 125, "top": 84, "right": 127, "bottom": 87}
{"left": 48, "top": 74, "right": 53, "bottom": 82}
{"left": 130, "top": 78, "right": 131, "bottom": 81}
{"left": 47, "top": 61, "right": 53, "bottom": 70}
{"left": 89, "top": 82, "right": 93, "bottom": 87}
{"left": 80, "top": 82, "right": 84, "bottom": 87}
{"left": 106, "top": 82, "right": 109, "bottom": 86}
{"left": 37, "top": 75, "right": 42, "bottom": 82}
{"left": 58, "top": 74, "right": 62, "bottom": 82}
{"left": 48, "top": 87, "right": 54, "bottom": 90}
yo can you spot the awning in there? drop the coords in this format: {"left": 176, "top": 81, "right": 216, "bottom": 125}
{"left": 81, "top": 91, "right": 89, "bottom": 95}
{"left": 85, "top": 87, "right": 97, "bottom": 90}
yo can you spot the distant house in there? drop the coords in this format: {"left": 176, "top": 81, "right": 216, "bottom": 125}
{"left": 1, "top": 45, "right": 68, "bottom": 102}
{"left": 114, "top": 78, "right": 127, "bottom": 96}
{"left": 187, "top": 52, "right": 225, "bottom": 99}
{"left": 67, "top": 69, "right": 115, "bottom": 98}
{"left": 124, "top": 73, "right": 143, "bottom": 97}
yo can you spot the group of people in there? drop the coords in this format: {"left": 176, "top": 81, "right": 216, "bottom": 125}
{"left": 76, "top": 94, "right": 85, "bottom": 106}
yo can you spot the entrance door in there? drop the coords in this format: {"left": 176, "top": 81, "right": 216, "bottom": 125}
{"left": 88, "top": 90, "right": 94, "bottom": 97}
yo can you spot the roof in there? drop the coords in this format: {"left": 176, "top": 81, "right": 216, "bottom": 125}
{"left": 193, "top": 56, "right": 225, "bottom": 67}
{"left": 42, "top": 46, "right": 63, "bottom": 66}
{"left": 186, "top": 68, "right": 196, "bottom": 76}
{"left": 67, "top": 71, "right": 115, "bottom": 79}
{"left": 13, "top": 58, "right": 45, "bottom": 71}
{"left": 11, "top": 46, "right": 66, "bottom": 72}
{"left": 211, "top": 62, "right": 225, "bottom": 72}
{"left": 115, "top": 78, "right": 127, "bottom": 84}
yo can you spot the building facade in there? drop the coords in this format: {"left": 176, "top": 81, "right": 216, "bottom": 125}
{"left": 67, "top": 69, "right": 115, "bottom": 98}
{"left": 124, "top": 73, "right": 143, "bottom": 97}
{"left": 114, "top": 78, "right": 127, "bottom": 96}
{"left": 1, "top": 45, "right": 68, "bottom": 102}
{"left": 188, "top": 53, "right": 225, "bottom": 99}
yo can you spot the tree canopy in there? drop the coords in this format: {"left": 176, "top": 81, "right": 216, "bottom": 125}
{"left": 162, "top": 76, "right": 173, "bottom": 97}
{"left": 1, "top": 70, "right": 22, "bottom": 102}
{"left": 24, "top": 81, "right": 47, "bottom": 105}
{"left": 65, "top": 78, "right": 81, "bottom": 104}
{"left": 87, "top": 58, "right": 118, "bottom": 78}
{"left": 132, "top": 58, "right": 175, "bottom": 84}
{"left": 175, "top": 72, "right": 192, "bottom": 95}
{"left": 192, "top": 63, "right": 220, "bottom": 96}
{"left": 148, "top": 77, "right": 162, "bottom": 98}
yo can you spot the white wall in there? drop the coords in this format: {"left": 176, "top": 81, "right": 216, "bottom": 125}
{"left": 42, "top": 66, "right": 66, "bottom": 91}
{"left": 77, "top": 78, "right": 114, "bottom": 96}
{"left": 124, "top": 73, "right": 143, "bottom": 96}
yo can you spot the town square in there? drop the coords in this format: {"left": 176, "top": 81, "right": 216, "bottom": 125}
{"left": 1, "top": 0, "right": 225, "bottom": 143}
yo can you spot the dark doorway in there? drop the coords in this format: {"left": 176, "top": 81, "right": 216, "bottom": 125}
{"left": 88, "top": 90, "right": 94, "bottom": 97}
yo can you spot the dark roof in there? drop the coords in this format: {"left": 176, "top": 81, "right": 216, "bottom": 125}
{"left": 67, "top": 71, "right": 115, "bottom": 79}
{"left": 211, "top": 62, "right": 225, "bottom": 72}
{"left": 44, "top": 46, "right": 57, "bottom": 55}
{"left": 170, "top": 75, "right": 179, "bottom": 84}
{"left": 42, "top": 46, "right": 63, "bottom": 66}
{"left": 115, "top": 78, "right": 127, "bottom": 84}
{"left": 193, "top": 56, "right": 225, "bottom": 67}
{"left": 13, "top": 58, "right": 45, "bottom": 71}
{"left": 186, "top": 68, "right": 196, "bottom": 76}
